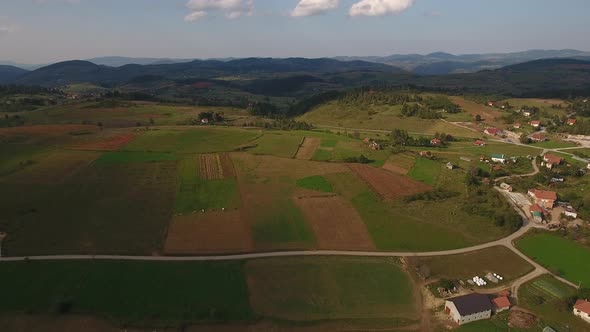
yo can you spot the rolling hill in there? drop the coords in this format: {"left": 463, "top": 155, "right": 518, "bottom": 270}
{"left": 0, "top": 65, "right": 29, "bottom": 84}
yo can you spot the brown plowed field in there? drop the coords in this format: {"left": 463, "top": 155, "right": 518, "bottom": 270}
{"left": 219, "top": 153, "right": 236, "bottom": 178}
{"left": 164, "top": 211, "right": 253, "bottom": 254}
{"left": 199, "top": 154, "right": 223, "bottom": 180}
{"left": 294, "top": 195, "right": 375, "bottom": 250}
{"left": 348, "top": 164, "right": 432, "bottom": 200}
{"left": 72, "top": 134, "right": 136, "bottom": 151}
{"left": 295, "top": 137, "right": 320, "bottom": 160}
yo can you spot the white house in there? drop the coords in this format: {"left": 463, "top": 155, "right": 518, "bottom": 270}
{"left": 574, "top": 300, "right": 590, "bottom": 323}
{"left": 445, "top": 293, "right": 493, "bottom": 325}
{"left": 491, "top": 154, "right": 507, "bottom": 164}
{"left": 564, "top": 207, "right": 578, "bottom": 219}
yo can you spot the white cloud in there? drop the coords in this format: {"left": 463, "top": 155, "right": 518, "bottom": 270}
{"left": 291, "top": 0, "right": 339, "bottom": 17}
{"left": 185, "top": 0, "right": 254, "bottom": 22}
{"left": 349, "top": 0, "right": 414, "bottom": 17}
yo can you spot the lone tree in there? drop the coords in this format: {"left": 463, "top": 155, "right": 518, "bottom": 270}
{"left": 475, "top": 114, "right": 482, "bottom": 122}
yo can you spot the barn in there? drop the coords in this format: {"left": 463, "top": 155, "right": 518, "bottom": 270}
{"left": 445, "top": 293, "right": 493, "bottom": 325}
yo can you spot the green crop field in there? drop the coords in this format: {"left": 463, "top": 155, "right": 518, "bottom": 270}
{"left": 126, "top": 127, "right": 260, "bottom": 154}
{"left": 245, "top": 257, "right": 417, "bottom": 322}
{"left": 0, "top": 260, "right": 253, "bottom": 326}
{"left": 517, "top": 231, "right": 590, "bottom": 287}
{"left": 296, "top": 175, "right": 334, "bottom": 193}
{"left": 0, "top": 161, "right": 177, "bottom": 255}
{"left": 250, "top": 132, "right": 303, "bottom": 158}
{"left": 408, "top": 158, "right": 442, "bottom": 185}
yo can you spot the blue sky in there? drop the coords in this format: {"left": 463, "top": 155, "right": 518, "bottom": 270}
{"left": 0, "top": 0, "right": 588, "bottom": 64}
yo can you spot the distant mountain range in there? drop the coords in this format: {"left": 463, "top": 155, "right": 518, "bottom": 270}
{"left": 335, "top": 49, "right": 590, "bottom": 75}
{"left": 0, "top": 65, "right": 30, "bottom": 84}
{"left": 8, "top": 58, "right": 403, "bottom": 87}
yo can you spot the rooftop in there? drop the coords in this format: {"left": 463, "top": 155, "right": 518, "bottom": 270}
{"left": 447, "top": 293, "right": 493, "bottom": 316}
{"left": 544, "top": 154, "right": 563, "bottom": 165}
{"left": 492, "top": 296, "right": 511, "bottom": 309}
{"left": 574, "top": 299, "right": 590, "bottom": 314}
{"left": 529, "top": 189, "right": 557, "bottom": 201}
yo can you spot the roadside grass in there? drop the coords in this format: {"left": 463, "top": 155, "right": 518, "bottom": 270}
{"left": 517, "top": 231, "right": 590, "bottom": 287}
{"left": 327, "top": 172, "right": 509, "bottom": 251}
{"left": 0, "top": 260, "right": 253, "bottom": 326}
{"left": 518, "top": 275, "right": 587, "bottom": 332}
{"left": 295, "top": 175, "right": 333, "bottom": 193}
{"left": 408, "top": 157, "right": 442, "bottom": 185}
{"left": 95, "top": 151, "right": 177, "bottom": 164}
{"left": 245, "top": 257, "right": 417, "bottom": 322}
{"left": 126, "top": 128, "right": 260, "bottom": 154}
{"left": 412, "top": 246, "right": 534, "bottom": 286}
{"left": 453, "top": 312, "right": 530, "bottom": 332}
{"left": 250, "top": 133, "right": 303, "bottom": 158}
{"left": 0, "top": 161, "right": 177, "bottom": 256}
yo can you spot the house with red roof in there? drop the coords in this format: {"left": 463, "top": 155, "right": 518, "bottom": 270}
{"left": 530, "top": 133, "right": 547, "bottom": 142}
{"left": 431, "top": 138, "right": 442, "bottom": 146}
{"left": 484, "top": 128, "right": 502, "bottom": 136}
{"left": 492, "top": 296, "right": 511, "bottom": 313}
{"left": 573, "top": 299, "right": 590, "bottom": 323}
{"left": 528, "top": 189, "right": 558, "bottom": 209}
{"left": 474, "top": 140, "right": 486, "bottom": 147}
{"left": 513, "top": 123, "right": 521, "bottom": 129}
{"left": 543, "top": 154, "right": 564, "bottom": 169}
{"left": 530, "top": 120, "right": 541, "bottom": 128}
{"left": 568, "top": 119, "right": 577, "bottom": 126}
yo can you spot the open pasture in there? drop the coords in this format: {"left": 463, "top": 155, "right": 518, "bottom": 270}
{"left": 126, "top": 127, "right": 260, "bottom": 154}
{"left": 0, "top": 161, "right": 177, "bottom": 256}
{"left": 348, "top": 164, "right": 432, "bottom": 200}
{"left": 294, "top": 194, "right": 375, "bottom": 250}
{"left": 517, "top": 231, "right": 590, "bottom": 287}
{"left": 245, "top": 257, "right": 417, "bottom": 322}
{"left": 382, "top": 153, "right": 416, "bottom": 175}
{"left": 450, "top": 96, "right": 506, "bottom": 127}
{"left": 164, "top": 211, "right": 253, "bottom": 254}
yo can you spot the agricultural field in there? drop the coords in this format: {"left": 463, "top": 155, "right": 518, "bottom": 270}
{"left": 410, "top": 246, "right": 534, "bottom": 286}
{"left": 250, "top": 132, "right": 303, "bottom": 158}
{"left": 449, "top": 96, "right": 507, "bottom": 127}
{"left": 125, "top": 127, "right": 261, "bottom": 154}
{"left": 0, "top": 260, "right": 253, "bottom": 326}
{"left": 518, "top": 275, "right": 588, "bottom": 332}
{"left": 245, "top": 257, "right": 418, "bottom": 323}
{"left": 408, "top": 157, "right": 442, "bottom": 185}
{"left": 517, "top": 231, "right": 590, "bottom": 287}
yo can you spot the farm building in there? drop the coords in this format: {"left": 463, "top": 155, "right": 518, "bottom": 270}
{"left": 573, "top": 299, "right": 590, "bottom": 323}
{"left": 445, "top": 293, "right": 493, "bottom": 325}
{"left": 568, "top": 119, "right": 577, "bottom": 126}
{"left": 530, "top": 204, "right": 545, "bottom": 223}
{"left": 474, "top": 140, "right": 486, "bottom": 147}
{"left": 528, "top": 189, "right": 557, "bottom": 209}
{"left": 484, "top": 128, "right": 502, "bottom": 136}
{"left": 369, "top": 141, "right": 382, "bottom": 150}
{"left": 543, "top": 154, "right": 563, "bottom": 169}
{"left": 446, "top": 162, "right": 455, "bottom": 170}
{"left": 491, "top": 154, "right": 507, "bottom": 164}
{"left": 530, "top": 120, "right": 541, "bottom": 128}
{"left": 513, "top": 123, "right": 522, "bottom": 129}
{"left": 420, "top": 151, "right": 432, "bottom": 158}
{"left": 200, "top": 118, "right": 209, "bottom": 124}
{"left": 530, "top": 133, "right": 547, "bottom": 142}
{"left": 492, "top": 296, "right": 511, "bottom": 313}
{"left": 431, "top": 138, "right": 442, "bottom": 146}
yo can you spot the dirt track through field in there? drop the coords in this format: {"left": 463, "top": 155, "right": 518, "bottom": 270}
{"left": 295, "top": 137, "right": 320, "bottom": 160}
{"left": 164, "top": 211, "right": 253, "bottom": 254}
{"left": 294, "top": 194, "right": 375, "bottom": 251}
{"left": 348, "top": 164, "right": 432, "bottom": 200}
